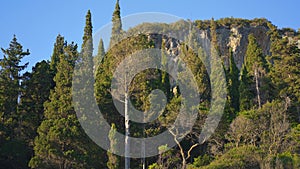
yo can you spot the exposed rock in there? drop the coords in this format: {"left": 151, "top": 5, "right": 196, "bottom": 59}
{"left": 129, "top": 19, "right": 282, "bottom": 70}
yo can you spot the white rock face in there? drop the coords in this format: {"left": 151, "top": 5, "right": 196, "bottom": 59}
{"left": 228, "top": 27, "right": 242, "bottom": 55}
{"left": 148, "top": 25, "right": 271, "bottom": 71}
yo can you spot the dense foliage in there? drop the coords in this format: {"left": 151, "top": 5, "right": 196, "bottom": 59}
{"left": 0, "top": 1, "right": 299, "bottom": 169}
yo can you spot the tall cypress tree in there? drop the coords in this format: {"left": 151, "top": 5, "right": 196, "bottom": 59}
{"left": 244, "top": 34, "right": 266, "bottom": 75}
{"left": 243, "top": 34, "right": 268, "bottom": 109}
{"left": 210, "top": 18, "right": 219, "bottom": 53}
{"left": 82, "top": 10, "right": 93, "bottom": 56}
{"left": 238, "top": 64, "right": 253, "bottom": 111}
{"left": 227, "top": 49, "right": 240, "bottom": 112}
{"left": 94, "top": 38, "right": 105, "bottom": 76}
{"left": 107, "top": 123, "right": 120, "bottom": 169}
{"left": 75, "top": 10, "right": 107, "bottom": 167}
{"left": 50, "top": 35, "right": 65, "bottom": 74}
{"left": 79, "top": 9, "right": 94, "bottom": 89}
{"left": 109, "top": 0, "right": 123, "bottom": 48}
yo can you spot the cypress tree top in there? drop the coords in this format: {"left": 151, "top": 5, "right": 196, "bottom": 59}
{"left": 82, "top": 10, "right": 93, "bottom": 51}
{"left": 110, "top": 0, "right": 122, "bottom": 47}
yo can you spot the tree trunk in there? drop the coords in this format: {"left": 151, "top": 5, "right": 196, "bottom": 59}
{"left": 254, "top": 68, "right": 261, "bottom": 108}
{"left": 125, "top": 91, "right": 130, "bottom": 169}
{"left": 141, "top": 123, "right": 146, "bottom": 169}
{"left": 182, "top": 158, "right": 186, "bottom": 169}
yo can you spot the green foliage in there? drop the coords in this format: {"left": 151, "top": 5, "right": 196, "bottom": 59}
{"left": 154, "top": 145, "right": 181, "bottom": 169}
{"left": 30, "top": 11, "right": 105, "bottom": 168}
{"left": 94, "top": 38, "right": 105, "bottom": 76}
{"left": 19, "top": 61, "right": 52, "bottom": 143}
{"left": 107, "top": 123, "right": 120, "bottom": 169}
{"left": 29, "top": 41, "right": 83, "bottom": 168}
{"left": 50, "top": 34, "right": 65, "bottom": 75}
{"left": 210, "top": 18, "right": 218, "bottom": 51}
{"left": 269, "top": 35, "right": 300, "bottom": 123}
{"left": 202, "top": 146, "right": 260, "bottom": 169}
{"left": 239, "top": 65, "right": 253, "bottom": 111}
{"left": 227, "top": 49, "right": 240, "bottom": 113}
{"left": 262, "top": 152, "right": 300, "bottom": 169}
{"left": 0, "top": 6, "right": 299, "bottom": 168}
{"left": 0, "top": 35, "right": 29, "bottom": 124}
{"left": 189, "top": 154, "right": 212, "bottom": 168}
{"left": 109, "top": 0, "right": 123, "bottom": 48}
{"left": 244, "top": 34, "right": 266, "bottom": 75}
{"left": 0, "top": 35, "right": 30, "bottom": 168}
{"left": 239, "top": 33, "right": 270, "bottom": 110}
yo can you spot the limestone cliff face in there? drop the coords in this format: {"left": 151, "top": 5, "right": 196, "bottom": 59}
{"left": 134, "top": 21, "right": 271, "bottom": 70}
{"left": 216, "top": 25, "right": 271, "bottom": 69}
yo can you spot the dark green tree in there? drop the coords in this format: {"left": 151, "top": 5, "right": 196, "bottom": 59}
{"left": 50, "top": 34, "right": 65, "bottom": 75}
{"left": 0, "top": 35, "right": 30, "bottom": 168}
{"left": 227, "top": 49, "right": 240, "bottom": 112}
{"left": 107, "top": 123, "right": 120, "bottom": 169}
{"left": 210, "top": 18, "right": 219, "bottom": 53}
{"left": 94, "top": 38, "right": 105, "bottom": 76}
{"left": 28, "top": 42, "right": 83, "bottom": 168}
{"left": 109, "top": 0, "right": 123, "bottom": 48}
{"left": 0, "top": 35, "right": 29, "bottom": 129}
{"left": 239, "top": 64, "right": 253, "bottom": 111}
{"left": 239, "top": 34, "right": 268, "bottom": 110}
{"left": 268, "top": 25, "right": 300, "bottom": 123}
{"left": 18, "top": 60, "right": 52, "bottom": 166}
{"left": 30, "top": 12, "right": 105, "bottom": 166}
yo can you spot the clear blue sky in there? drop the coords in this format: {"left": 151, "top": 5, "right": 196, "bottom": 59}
{"left": 1, "top": 0, "right": 299, "bottom": 70}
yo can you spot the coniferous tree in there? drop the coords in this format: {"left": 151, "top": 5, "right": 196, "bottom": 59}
{"left": 239, "top": 34, "right": 268, "bottom": 110}
{"left": 210, "top": 18, "right": 219, "bottom": 53}
{"left": 107, "top": 123, "right": 120, "bottom": 169}
{"left": 0, "top": 35, "right": 29, "bottom": 168}
{"left": 50, "top": 35, "right": 65, "bottom": 75}
{"left": 29, "top": 41, "right": 84, "bottom": 169}
{"left": 0, "top": 35, "right": 29, "bottom": 129}
{"left": 74, "top": 9, "right": 106, "bottom": 167}
{"left": 94, "top": 38, "right": 105, "bottom": 76}
{"left": 269, "top": 36, "right": 300, "bottom": 123}
{"left": 18, "top": 60, "right": 52, "bottom": 166}
{"left": 109, "top": 0, "right": 123, "bottom": 48}
{"left": 239, "top": 64, "right": 253, "bottom": 111}
{"left": 77, "top": 9, "right": 94, "bottom": 95}
{"left": 227, "top": 49, "right": 240, "bottom": 112}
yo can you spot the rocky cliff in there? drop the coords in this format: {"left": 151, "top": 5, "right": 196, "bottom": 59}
{"left": 127, "top": 18, "right": 299, "bottom": 70}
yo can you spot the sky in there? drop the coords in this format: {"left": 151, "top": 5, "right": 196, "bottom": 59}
{"left": 0, "top": 0, "right": 299, "bottom": 71}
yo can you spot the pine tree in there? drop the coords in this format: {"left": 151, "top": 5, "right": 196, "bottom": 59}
{"left": 0, "top": 35, "right": 30, "bottom": 168}
{"left": 0, "top": 35, "right": 29, "bottom": 127}
{"left": 18, "top": 60, "right": 52, "bottom": 166}
{"left": 29, "top": 41, "right": 83, "bottom": 168}
{"left": 109, "top": 0, "right": 123, "bottom": 48}
{"left": 269, "top": 35, "right": 300, "bottom": 123}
